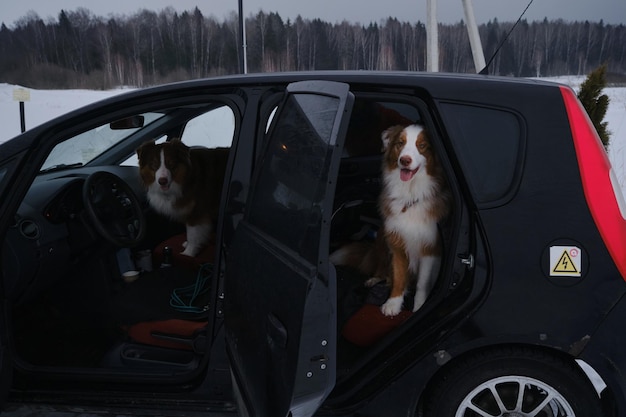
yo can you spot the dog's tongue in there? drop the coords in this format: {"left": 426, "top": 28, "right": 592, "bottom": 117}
{"left": 401, "top": 167, "right": 419, "bottom": 182}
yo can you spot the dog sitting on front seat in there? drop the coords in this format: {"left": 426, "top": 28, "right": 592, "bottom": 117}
{"left": 137, "top": 139, "right": 229, "bottom": 257}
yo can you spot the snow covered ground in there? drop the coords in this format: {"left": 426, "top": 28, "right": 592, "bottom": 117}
{"left": 0, "top": 85, "right": 129, "bottom": 143}
{"left": 0, "top": 76, "right": 625, "bottom": 188}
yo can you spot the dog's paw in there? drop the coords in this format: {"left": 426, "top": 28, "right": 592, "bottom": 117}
{"left": 180, "top": 245, "right": 198, "bottom": 257}
{"left": 364, "top": 276, "right": 383, "bottom": 287}
{"left": 381, "top": 296, "right": 403, "bottom": 317}
{"left": 413, "top": 292, "right": 427, "bottom": 312}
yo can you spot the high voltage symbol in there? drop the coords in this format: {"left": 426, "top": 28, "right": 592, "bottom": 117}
{"left": 553, "top": 251, "right": 578, "bottom": 274}
{"left": 550, "top": 246, "right": 582, "bottom": 277}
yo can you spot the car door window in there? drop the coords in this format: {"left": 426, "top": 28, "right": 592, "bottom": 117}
{"left": 440, "top": 103, "right": 524, "bottom": 207}
{"left": 121, "top": 105, "right": 235, "bottom": 166}
{"left": 180, "top": 105, "right": 234, "bottom": 148}
{"left": 247, "top": 93, "right": 341, "bottom": 262}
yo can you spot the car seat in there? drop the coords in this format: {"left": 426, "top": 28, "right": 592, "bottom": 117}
{"left": 104, "top": 233, "right": 215, "bottom": 370}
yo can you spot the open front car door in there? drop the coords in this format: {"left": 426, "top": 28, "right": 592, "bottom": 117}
{"left": 225, "top": 81, "right": 353, "bottom": 417}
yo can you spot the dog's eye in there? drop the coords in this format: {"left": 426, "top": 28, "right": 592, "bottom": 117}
{"left": 417, "top": 142, "right": 428, "bottom": 151}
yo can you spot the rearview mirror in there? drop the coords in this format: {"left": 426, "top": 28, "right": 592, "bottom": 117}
{"left": 110, "top": 115, "right": 145, "bottom": 129}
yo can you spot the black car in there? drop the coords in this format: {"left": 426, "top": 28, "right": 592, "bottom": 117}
{"left": 1, "top": 71, "right": 625, "bottom": 417}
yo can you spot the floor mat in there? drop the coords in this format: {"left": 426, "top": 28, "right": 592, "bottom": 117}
{"left": 108, "top": 266, "right": 210, "bottom": 325}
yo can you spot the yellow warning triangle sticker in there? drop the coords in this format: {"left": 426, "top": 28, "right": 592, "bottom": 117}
{"left": 552, "top": 250, "right": 578, "bottom": 274}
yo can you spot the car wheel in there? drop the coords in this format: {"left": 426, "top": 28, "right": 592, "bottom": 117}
{"left": 423, "top": 346, "right": 604, "bottom": 417}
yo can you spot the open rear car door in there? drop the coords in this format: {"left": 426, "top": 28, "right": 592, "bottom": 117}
{"left": 225, "top": 81, "right": 354, "bottom": 417}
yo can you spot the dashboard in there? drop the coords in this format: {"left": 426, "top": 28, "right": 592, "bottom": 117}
{"left": 3, "top": 165, "right": 146, "bottom": 303}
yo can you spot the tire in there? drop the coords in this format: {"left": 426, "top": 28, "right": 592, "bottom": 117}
{"left": 423, "top": 346, "right": 604, "bottom": 417}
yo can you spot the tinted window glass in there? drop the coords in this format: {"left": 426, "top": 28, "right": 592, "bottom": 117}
{"left": 247, "top": 94, "right": 339, "bottom": 262}
{"left": 441, "top": 103, "right": 522, "bottom": 205}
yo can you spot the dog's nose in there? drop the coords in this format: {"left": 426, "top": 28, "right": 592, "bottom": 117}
{"left": 158, "top": 177, "right": 168, "bottom": 185}
{"left": 399, "top": 155, "right": 412, "bottom": 167}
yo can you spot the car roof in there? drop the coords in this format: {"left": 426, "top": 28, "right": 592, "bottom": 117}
{"left": 1, "top": 71, "right": 565, "bottom": 154}
{"left": 143, "top": 70, "right": 564, "bottom": 94}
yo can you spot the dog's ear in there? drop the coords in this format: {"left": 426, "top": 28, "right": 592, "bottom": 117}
{"left": 381, "top": 127, "right": 393, "bottom": 151}
{"left": 170, "top": 139, "right": 192, "bottom": 166}
{"left": 136, "top": 140, "right": 156, "bottom": 160}
{"left": 381, "top": 125, "right": 406, "bottom": 151}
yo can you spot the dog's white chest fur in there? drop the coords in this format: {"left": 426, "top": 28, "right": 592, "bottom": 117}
{"left": 383, "top": 170, "right": 439, "bottom": 272}
{"left": 146, "top": 183, "right": 186, "bottom": 221}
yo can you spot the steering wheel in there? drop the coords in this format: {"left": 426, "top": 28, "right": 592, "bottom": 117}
{"left": 83, "top": 171, "right": 146, "bottom": 247}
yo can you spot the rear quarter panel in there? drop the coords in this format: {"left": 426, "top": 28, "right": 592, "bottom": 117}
{"left": 434, "top": 80, "right": 626, "bottom": 353}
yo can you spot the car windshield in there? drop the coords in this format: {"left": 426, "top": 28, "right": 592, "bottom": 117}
{"left": 40, "top": 112, "right": 165, "bottom": 172}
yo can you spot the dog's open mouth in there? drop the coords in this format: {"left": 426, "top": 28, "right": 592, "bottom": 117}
{"left": 400, "top": 167, "right": 419, "bottom": 182}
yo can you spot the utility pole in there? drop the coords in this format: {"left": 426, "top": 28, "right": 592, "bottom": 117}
{"left": 426, "top": 0, "right": 438, "bottom": 72}
{"left": 238, "top": 0, "right": 247, "bottom": 74}
{"left": 462, "top": 0, "right": 486, "bottom": 73}
{"left": 426, "top": 0, "right": 486, "bottom": 74}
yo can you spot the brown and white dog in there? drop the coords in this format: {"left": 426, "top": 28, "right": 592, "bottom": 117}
{"left": 136, "top": 139, "right": 229, "bottom": 257}
{"left": 377, "top": 124, "right": 450, "bottom": 316}
{"left": 331, "top": 124, "right": 450, "bottom": 316}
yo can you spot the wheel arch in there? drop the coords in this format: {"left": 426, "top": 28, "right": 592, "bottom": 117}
{"left": 416, "top": 342, "right": 616, "bottom": 417}
{"left": 574, "top": 358, "right": 617, "bottom": 417}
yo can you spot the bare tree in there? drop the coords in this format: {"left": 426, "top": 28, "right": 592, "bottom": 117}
{"left": 2, "top": 7, "right": 626, "bottom": 88}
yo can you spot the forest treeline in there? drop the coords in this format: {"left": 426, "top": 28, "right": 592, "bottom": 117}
{"left": 1, "top": 7, "right": 625, "bottom": 89}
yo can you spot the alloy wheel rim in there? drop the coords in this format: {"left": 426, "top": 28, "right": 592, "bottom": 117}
{"left": 455, "top": 375, "right": 576, "bottom": 417}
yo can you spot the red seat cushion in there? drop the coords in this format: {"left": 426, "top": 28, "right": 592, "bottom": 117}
{"left": 342, "top": 304, "right": 412, "bottom": 347}
{"left": 126, "top": 319, "right": 207, "bottom": 350}
{"left": 152, "top": 233, "right": 215, "bottom": 269}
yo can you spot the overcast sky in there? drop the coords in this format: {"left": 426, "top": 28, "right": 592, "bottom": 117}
{"left": 1, "top": 0, "right": 625, "bottom": 28}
